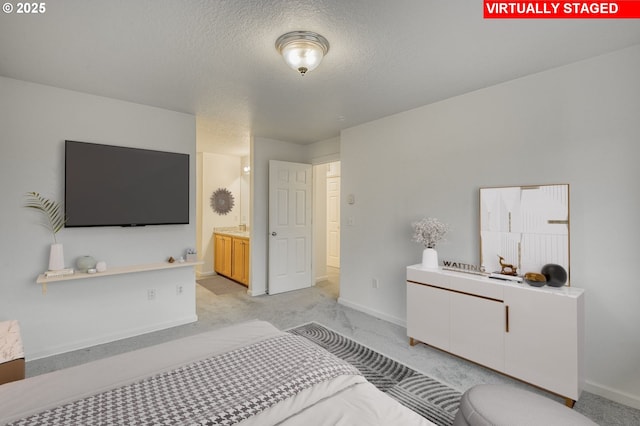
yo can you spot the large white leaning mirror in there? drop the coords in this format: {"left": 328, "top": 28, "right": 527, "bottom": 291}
{"left": 480, "top": 184, "right": 570, "bottom": 284}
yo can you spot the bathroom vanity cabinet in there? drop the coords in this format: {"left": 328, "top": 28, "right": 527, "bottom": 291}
{"left": 214, "top": 232, "right": 250, "bottom": 286}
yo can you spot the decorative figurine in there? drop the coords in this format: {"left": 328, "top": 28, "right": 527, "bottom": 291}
{"left": 498, "top": 255, "right": 518, "bottom": 276}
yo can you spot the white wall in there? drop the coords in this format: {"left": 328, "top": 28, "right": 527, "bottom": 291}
{"left": 339, "top": 45, "right": 640, "bottom": 408}
{"left": 0, "top": 77, "right": 197, "bottom": 359}
{"left": 308, "top": 136, "right": 340, "bottom": 165}
{"left": 198, "top": 153, "right": 241, "bottom": 275}
{"left": 240, "top": 155, "right": 250, "bottom": 227}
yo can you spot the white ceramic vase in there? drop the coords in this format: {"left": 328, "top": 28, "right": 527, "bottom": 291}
{"left": 49, "top": 243, "right": 65, "bottom": 271}
{"left": 422, "top": 247, "right": 438, "bottom": 269}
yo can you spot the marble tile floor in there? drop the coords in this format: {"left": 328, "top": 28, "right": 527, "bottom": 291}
{"left": 26, "top": 269, "right": 640, "bottom": 425}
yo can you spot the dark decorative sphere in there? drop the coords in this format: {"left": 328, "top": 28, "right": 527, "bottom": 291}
{"left": 541, "top": 264, "right": 567, "bottom": 287}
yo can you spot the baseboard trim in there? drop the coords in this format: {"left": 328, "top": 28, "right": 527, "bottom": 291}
{"left": 196, "top": 271, "right": 215, "bottom": 279}
{"left": 315, "top": 275, "right": 329, "bottom": 284}
{"left": 337, "top": 297, "right": 406, "bottom": 328}
{"left": 584, "top": 380, "right": 640, "bottom": 410}
{"left": 249, "top": 288, "right": 266, "bottom": 296}
{"left": 27, "top": 315, "right": 198, "bottom": 361}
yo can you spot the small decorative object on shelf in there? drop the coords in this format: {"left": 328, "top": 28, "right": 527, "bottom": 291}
{"left": 541, "top": 263, "right": 567, "bottom": 287}
{"left": 24, "top": 191, "right": 67, "bottom": 271}
{"left": 48, "top": 244, "right": 65, "bottom": 272}
{"left": 442, "top": 260, "right": 487, "bottom": 276}
{"left": 498, "top": 255, "right": 518, "bottom": 276}
{"left": 96, "top": 261, "right": 107, "bottom": 272}
{"left": 185, "top": 248, "right": 197, "bottom": 262}
{"left": 44, "top": 268, "right": 74, "bottom": 278}
{"left": 168, "top": 256, "right": 175, "bottom": 263}
{"left": 489, "top": 272, "right": 523, "bottom": 283}
{"left": 76, "top": 255, "right": 97, "bottom": 273}
{"left": 412, "top": 217, "right": 449, "bottom": 269}
{"left": 524, "top": 272, "right": 547, "bottom": 287}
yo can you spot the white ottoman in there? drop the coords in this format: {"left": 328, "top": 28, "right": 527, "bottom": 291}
{"left": 454, "top": 385, "right": 597, "bottom": 426}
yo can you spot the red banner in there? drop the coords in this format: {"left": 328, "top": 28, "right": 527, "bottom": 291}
{"left": 484, "top": 1, "right": 640, "bottom": 18}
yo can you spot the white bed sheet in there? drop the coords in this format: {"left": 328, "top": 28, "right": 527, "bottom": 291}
{"left": 0, "top": 320, "right": 433, "bottom": 426}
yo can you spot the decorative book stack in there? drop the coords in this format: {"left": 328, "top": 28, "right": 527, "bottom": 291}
{"left": 44, "top": 268, "right": 74, "bottom": 278}
{"left": 488, "top": 272, "right": 523, "bottom": 283}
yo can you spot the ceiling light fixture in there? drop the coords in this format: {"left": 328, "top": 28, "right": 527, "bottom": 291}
{"left": 275, "top": 31, "right": 330, "bottom": 76}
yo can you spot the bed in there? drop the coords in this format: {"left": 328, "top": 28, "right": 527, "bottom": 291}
{"left": 0, "top": 320, "right": 433, "bottom": 425}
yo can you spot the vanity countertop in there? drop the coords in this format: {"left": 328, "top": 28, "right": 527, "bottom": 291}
{"left": 214, "top": 227, "right": 250, "bottom": 239}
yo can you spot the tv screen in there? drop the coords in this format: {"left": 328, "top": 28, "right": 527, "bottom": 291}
{"left": 65, "top": 141, "right": 189, "bottom": 227}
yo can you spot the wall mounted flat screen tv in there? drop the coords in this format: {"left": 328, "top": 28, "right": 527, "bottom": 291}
{"left": 65, "top": 141, "right": 189, "bottom": 227}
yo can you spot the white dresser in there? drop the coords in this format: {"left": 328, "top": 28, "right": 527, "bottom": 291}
{"left": 406, "top": 265, "right": 584, "bottom": 406}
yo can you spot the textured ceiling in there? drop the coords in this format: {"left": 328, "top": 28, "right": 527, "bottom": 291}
{"left": 1, "top": 1, "right": 639, "bottom": 156}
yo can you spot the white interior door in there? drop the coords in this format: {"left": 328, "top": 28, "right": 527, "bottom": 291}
{"left": 268, "top": 160, "right": 313, "bottom": 295}
{"left": 326, "top": 176, "right": 340, "bottom": 268}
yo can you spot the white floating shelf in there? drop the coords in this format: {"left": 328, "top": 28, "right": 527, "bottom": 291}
{"left": 36, "top": 260, "right": 203, "bottom": 294}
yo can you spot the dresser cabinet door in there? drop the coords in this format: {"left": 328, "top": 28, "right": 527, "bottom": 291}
{"left": 407, "top": 282, "right": 450, "bottom": 351}
{"left": 504, "top": 286, "right": 581, "bottom": 400}
{"left": 450, "top": 292, "right": 505, "bottom": 371}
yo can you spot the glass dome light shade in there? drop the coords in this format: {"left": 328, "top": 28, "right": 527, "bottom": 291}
{"left": 276, "top": 31, "right": 330, "bottom": 76}
{"left": 281, "top": 41, "right": 323, "bottom": 74}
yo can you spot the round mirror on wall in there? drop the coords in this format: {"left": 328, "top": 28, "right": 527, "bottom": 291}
{"left": 210, "top": 188, "right": 235, "bottom": 215}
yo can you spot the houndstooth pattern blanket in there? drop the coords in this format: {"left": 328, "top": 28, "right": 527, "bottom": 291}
{"left": 10, "top": 334, "right": 361, "bottom": 426}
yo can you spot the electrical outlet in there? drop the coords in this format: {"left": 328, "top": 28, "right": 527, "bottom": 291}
{"left": 147, "top": 289, "right": 156, "bottom": 301}
{"left": 176, "top": 285, "right": 183, "bottom": 295}
{"left": 372, "top": 278, "right": 379, "bottom": 289}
